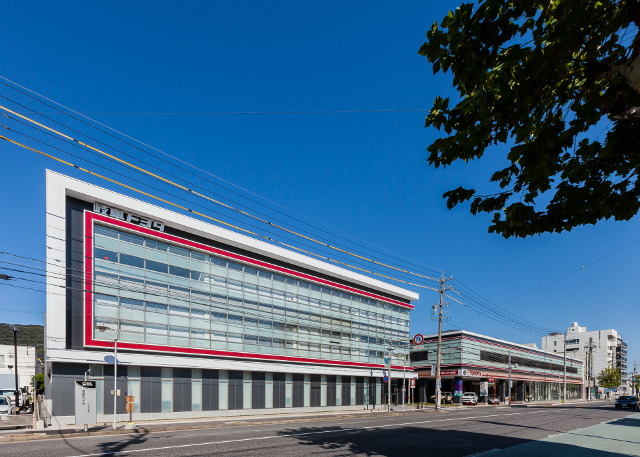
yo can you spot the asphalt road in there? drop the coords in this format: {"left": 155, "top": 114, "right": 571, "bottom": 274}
{"left": 1, "top": 401, "right": 636, "bottom": 457}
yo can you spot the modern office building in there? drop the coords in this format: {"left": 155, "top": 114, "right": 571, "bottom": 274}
{"left": 410, "top": 330, "right": 584, "bottom": 404}
{"left": 541, "top": 322, "right": 628, "bottom": 397}
{"left": 44, "top": 171, "right": 419, "bottom": 424}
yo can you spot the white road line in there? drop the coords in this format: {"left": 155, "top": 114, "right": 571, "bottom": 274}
{"left": 66, "top": 411, "right": 548, "bottom": 457}
{"left": 464, "top": 449, "right": 501, "bottom": 457}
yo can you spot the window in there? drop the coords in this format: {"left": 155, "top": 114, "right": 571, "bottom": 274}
{"left": 92, "top": 224, "right": 410, "bottom": 361}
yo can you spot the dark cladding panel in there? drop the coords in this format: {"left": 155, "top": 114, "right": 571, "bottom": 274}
{"left": 310, "top": 374, "right": 321, "bottom": 407}
{"left": 252, "top": 372, "right": 265, "bottom": 410}
{"left": 342, "top": 376, "right": 351, "bottom": 406}
{"left": 141, "top": 367, "right": 161, "bottom": 413}
{"left": 66, "top": 197, "right": 93, "bottom": 349}
{"left": 228, "top": 371, "right": 243, "bottom": 410}
{"left": 173, "top": 368, "right": 192, "bottom": 413}
{"left": 327, "top": 375, "right": 336, "bottom": 407}
{"left": 51, "top": 363, "right": 88, "bottom": 416}
{"left": 355, "top": 377, "right": 365, "bottom": 405}
{"left": 202, "top": 370, "right": 219, "bottom": 411}
{"left": 103, "top": 365, "right": 128, "bottom": 415}
{"left": 292, "top": 374, "right": 304, "bottom": 407}
{"left": 273, "top": 373, "right": 286, "bottom": 408}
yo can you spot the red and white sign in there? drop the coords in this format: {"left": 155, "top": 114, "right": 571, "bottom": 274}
{"left": 488, "top": 377, "right": 495, "bottom": 382}
{"left": 461, "top": 369, "right": 483, "bottom": 377}
{"left": 410, "top": 379, "right": 416, "bottom": 388}
{"left": 412, "top": 334, "right": 424, "bottom": 345}
{"left": 440, "top": 370, "right": 459, "bottom": 376}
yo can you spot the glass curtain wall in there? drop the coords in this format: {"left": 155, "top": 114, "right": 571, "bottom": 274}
{"left": 91, "top": 224, "right": 410, "bottom": 364}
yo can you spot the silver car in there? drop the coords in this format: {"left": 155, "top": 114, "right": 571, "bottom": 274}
{"left": 0, "top": 395, "right": 15, "bottom": 415}
{"left": 462, "top": 392, "right": 478, "bottom": 405}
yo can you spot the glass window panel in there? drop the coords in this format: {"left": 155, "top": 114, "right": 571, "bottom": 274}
{"left": 169, "top": 265, "right": 190, "bottom": 278}
{"left": 211, "top": 257, "right": 227, "bottom": 267}
{"left": 120, "top": 307, "right": 144, "bottom": 321}
{"left": 146, "top": 333, "right": 168, "bottom": 344}
{"left": 191, "top": 251, "right": 209, "bottom": 262}
{"left": 95, "top": 225, "right": 119, "bottom": 239}
{"left": 94, "top": 234, "right": 119, "bottom": 251}
{"left": 120, "top": 232, "right": 144, "bottom": 246}
{"left": 95, "top": 303, "right": 118, "bottom": 319}
{"left": 168, "top": 245, "right": 190, "bottom": 257}
{"left": 146, "top": 259, "right": 168, "bottom": 274}
{"left": 95, "top": 248, "right": 118, "bottom": 263}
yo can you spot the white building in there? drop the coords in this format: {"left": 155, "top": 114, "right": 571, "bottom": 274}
{"left": 541, "top": 322, "right": 627, "bottom": 397}
{"left": 0, "top": 344, "right": 37, "bottom": 391}
{"left": 45, "top": 171, "right": 419, "bottom": 425}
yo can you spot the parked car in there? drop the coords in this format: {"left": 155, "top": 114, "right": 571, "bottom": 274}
{"left": 488, "top": 397, "right": 500, "bottom": 405}
{"left": 0, "top": 395, "right": 15, "bottom": 415}
{"left": 430, "top": 392, "right": 454, "bottom": 404}
{"left": 462, "top": 392, "right": 478, "bottom": 405}
{"left": 0, "top": 387, "right": 30, "bottom": 412}
{"left": 615, "top": 396, "right": 639, "bottom": 409}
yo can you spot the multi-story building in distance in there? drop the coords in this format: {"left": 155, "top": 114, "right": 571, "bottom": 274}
{"left": 44, "top": 171, "right": 418, "bottom": 424}
{"left": 410, "top": 330, "right": 584, "bottom": 404}
{"left": 541, "top": 322, "right": 628, "bottom": 397}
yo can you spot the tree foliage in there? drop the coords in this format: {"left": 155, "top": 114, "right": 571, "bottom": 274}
{"left": 597, "top": 366, "right": 622, "bottom": 388}
{"left": 420, "top": 0, "right": 640, "bottom": 237}
{"left": 31, "top": 373, "right": 44, "bottom": 395}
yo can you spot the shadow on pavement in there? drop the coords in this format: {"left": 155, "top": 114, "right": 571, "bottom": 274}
{"left": 607, "top": 415, "right": 640, "bottom": 428}
{"left": 95, "top": 428, "right": 150, "bottom": 455}
{"left": 278, "top": 425, "right": 531, "bottom": 457}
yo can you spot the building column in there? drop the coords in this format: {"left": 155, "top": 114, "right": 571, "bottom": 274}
{"left": 453, "top": 377, "right": 463, "bottom": 405}
{"left": 516, "top": 380, "right": 526, "bottom": 402}
{"left": 498, "top": 379, "right": 506, "bottom": 402}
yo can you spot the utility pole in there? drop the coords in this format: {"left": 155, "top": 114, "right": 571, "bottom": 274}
{"left": 563, "top": 330, "right": 567, "bottom": 403}
{"left": 10, "top": 325, "right": 20, "bottom": 414}
{"left": 507, "top": 350, "right": 512, "bottom": 404}
{"left": 584, "top": 338, "right": 596, "bottom": 401}
{"left": 433, "top": 272, "right": 452, "bottom": 412}
{"left": 634, "top": 362, "right": 638, "bottom": 396}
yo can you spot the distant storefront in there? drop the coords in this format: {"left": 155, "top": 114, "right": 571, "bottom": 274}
{"left": 410, "top": 330, "right": 583, "bottom": 403}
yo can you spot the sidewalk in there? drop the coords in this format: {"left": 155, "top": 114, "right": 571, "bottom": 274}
{"left": 486, "top": 412, "right": 640, "bottom": 456}
{"left": 0, "top": 407, "right": 422, "bottom": 442}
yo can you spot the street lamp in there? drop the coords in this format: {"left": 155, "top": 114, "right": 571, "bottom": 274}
{"left": 507, "top": 350, "right": 518, "bottom": 405}
{"left": 96, "top": 323, "right": 119, "bottom": 430}
{"left": 9, "top": 325, "right": 19, "bottom": 414}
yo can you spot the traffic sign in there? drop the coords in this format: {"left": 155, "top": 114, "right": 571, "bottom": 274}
{"left": 410, "top": 379, "right": 416, "bottom": 388}
{"left": 383, "top": 376, "right": 389, "bottom": 383}
{"left": 384, "top": 357, "right": 391, "bottom": 365}
{"left": 413, "top": 334, "right": 424, "bottom": 345}
{"left": 488, "top": 377, "right": 495, "bottom": 383}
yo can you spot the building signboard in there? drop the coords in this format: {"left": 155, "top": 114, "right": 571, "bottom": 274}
{"left": 93, "top": 203, "right": 165, "bottom": 232}
{"left": 74, "top": 380, "right": 96, "bottom": 426}
{"left": 480, "top": 381, "right": 488, "bottom": 396}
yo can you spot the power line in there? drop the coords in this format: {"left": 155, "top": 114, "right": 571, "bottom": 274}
{"left": 2, "top": 107, "right": 444, "bottom": 284}
{"left": 13, "top": 108, "right": 428, "bottom": 115}
{"left": 0, "top": 77, "right": 444, "bottom": 279}
{"left": 0, "top": 132, "right": 439, "bottom": 292}
{"left": 0, "top": 104, "right": 440, "bottom": 286}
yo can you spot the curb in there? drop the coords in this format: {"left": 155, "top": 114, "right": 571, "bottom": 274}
{"left": 0, "top": 409, "right": 436, "bottom": 443}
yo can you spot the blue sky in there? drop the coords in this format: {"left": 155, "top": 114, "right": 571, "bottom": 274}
{"left": 0, "top": 1, "right": 638, "bottom": 369}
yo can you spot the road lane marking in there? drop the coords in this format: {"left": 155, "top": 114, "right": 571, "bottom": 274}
{"left": 464, "top": 449, "right": 500, "bottom": 457}
{"left": 66, "top": 411, "right": 549, "bottom": 457}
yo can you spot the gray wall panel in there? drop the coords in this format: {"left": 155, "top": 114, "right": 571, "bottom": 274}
{"left": 202, "top": 370, "right": 219, "bottom": 411}
{"left": 141, "top": 367, "right": 161, "bottom": 413}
